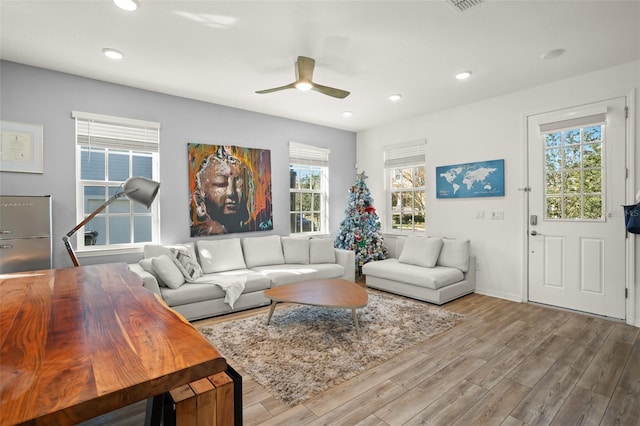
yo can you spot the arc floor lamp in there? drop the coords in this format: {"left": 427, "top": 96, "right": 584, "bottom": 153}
{"left": 63, "top": 176, "right": 160, "bottom": 267}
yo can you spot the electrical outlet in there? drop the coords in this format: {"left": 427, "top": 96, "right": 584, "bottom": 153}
{"left": 491, "top": 211, "right": 504, "bottom": 220}
{"left": 475, "top": 210, "right": 485, "bottom": 219}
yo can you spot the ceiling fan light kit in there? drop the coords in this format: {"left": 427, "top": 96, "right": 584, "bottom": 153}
{"left": 256, "top": 56, "right": 350, "bottom": 99}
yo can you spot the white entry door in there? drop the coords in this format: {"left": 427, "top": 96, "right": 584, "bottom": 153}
{"left": 527, "top": 97, "right": 627, "bottom": 319}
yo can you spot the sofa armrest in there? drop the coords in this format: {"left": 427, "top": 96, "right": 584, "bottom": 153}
{"left": 464, "top": 255, "right": 477, "bottom": 289}
{"left": 334, "top": 248, "right": 356, "bottom": 282}
{"left": 128, "top": 263, "right": 162, "bottom": 295}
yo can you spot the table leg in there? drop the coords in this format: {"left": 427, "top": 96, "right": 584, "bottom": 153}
{"left": 266, "top": 301, "right": 278, "bottom": 325}
{"left": 144, "top": 394, "right": 164, "bottom": 426}
{"left": 352, "top": 309, "right": 361, "bottom": 337}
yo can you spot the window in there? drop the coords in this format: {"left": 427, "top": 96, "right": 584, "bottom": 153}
{"left": 540, "top": 113, "right": 605, "bottom": 220}
{"left": 289, "top": 141, "right": 329, "bottom": 234}
{"left": 73, "top": 111, "right": 160, "bottom": 252}
{"left": 384, "top": 141, "right": 426, "bottom": 233}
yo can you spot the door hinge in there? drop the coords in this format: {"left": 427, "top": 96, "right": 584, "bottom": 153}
{"left": 625, "top": 106, "right": 629, "bottom": 119}
{"left": 518, "top": 187, "right": 532, "bottom": 192}
{"left": 625, "top": 288, "right": 628, "bottom": 299}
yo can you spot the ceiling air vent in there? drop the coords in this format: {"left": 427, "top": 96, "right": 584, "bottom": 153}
{"left": 447, "top": 0, "right": 484, "bottom": 12}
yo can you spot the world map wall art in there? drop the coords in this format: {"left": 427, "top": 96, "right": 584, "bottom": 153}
{"left": 436, "top": 159, "right": 505, "bottom": 198}
{"left": 188, "top": 143, "right": 273, "bottom": 236}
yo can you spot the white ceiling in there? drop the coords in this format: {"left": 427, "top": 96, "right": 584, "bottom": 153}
{"left": 1, "top": 1, "right": 639, "bottom": 132}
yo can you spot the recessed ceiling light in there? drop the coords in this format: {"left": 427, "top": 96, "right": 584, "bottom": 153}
{"left": 113, "top": 0, "right": 138, "bottom": 11}
{"left": 389, "top": 94, "right": 402, "bottom": 102}
{"left": 102, "top": 48, "right": 124, "bottom": 60}
{"left": 541, "top": 48, "right": 565, "bottom": 60}
{"left": 455, "top": 71, "right": 472, "bottom": 80}
{"left": 342, "top": 111, "right": 353, "bottom": 118}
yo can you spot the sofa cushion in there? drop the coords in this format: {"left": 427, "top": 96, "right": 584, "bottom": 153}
{"left": 398, "top": 236, "right": 443, "bottom": 268}
{"left": 362, "top": 258, "right": 463, "bottom": 290}
{"left": 281, "top": 237, "right": 310, "bottom": 264}
{"left": 309, "top": 238, "right": 336, "bottom": 263}
{"left": 138, "top": 257, "right": 167, "bottom": 287}
{"left": 160, "top": 271, "right": 271, "bottom": 307}
{"left": 242, "top": 235, "right": 285, "bottom": 268}
{"left": 169, "top": 247, "right": 203, "bottom": 282}
{"left": 151, "top": 254, "right": 185, "bottom": 289}
{"left": 198, "top": 238, "right": 247, "bottom": 273}
{"left": 252, "top": 263, "right": 344, "bottom": 286}
{"left": 144, "top": 243, "right": 197, "bottom": 261}
{"left": 437, "top": 239, "right": 470, "bottom": 272}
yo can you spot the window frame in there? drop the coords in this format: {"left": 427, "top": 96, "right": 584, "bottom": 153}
{"left": 289, "top": 141, "right": 330, "bottom": 235}
{"left": 539, "top": 113, "right": 606, "bottom": 222}
{"left": 384, "top": 140, "right": 426, "bottom": 234}
{"left": 73, "top": 111, "right": 161, "bottom": 257}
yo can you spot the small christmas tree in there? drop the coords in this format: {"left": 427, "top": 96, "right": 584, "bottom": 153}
{"left": 335, "top": 171, "right": 388, "bottom": 276}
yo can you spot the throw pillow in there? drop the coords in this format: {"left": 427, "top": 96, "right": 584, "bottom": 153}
{"left": 437, "top": 238, "right": 470, "bottom": 272}
{"left": 144, "top": 243, "right": 198, "bottom": 261}
{"left": 241, "top": 235, "right": 285, "bottom": 268}
{"left": 169, "top": 247, "right": 204, "bottom": 282}
{"left": 398, "top": 236, "right": 443, "bottom": 268}
{"left": 309, "top": 238, "right": 336, "bottom": 264}
{"left": 151, "top": 254, "right": 185, "bottom": 289}
{"left": 281, "top": 237, "right": 310, "bottom": 264}
{"left": 197, "top": 238, "right": 247, "bottom": 273}
{"left": 139, "top": 257, "right": 167, "bottom": 288}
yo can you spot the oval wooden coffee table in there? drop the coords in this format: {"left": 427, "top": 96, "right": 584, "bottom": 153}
{"left": 264, "top": 279, "right": 368, "bottom": 337}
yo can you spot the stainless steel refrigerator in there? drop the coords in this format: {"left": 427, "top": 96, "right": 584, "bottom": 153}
{"left": 0, "top": 195, "right": 52, "bottom": 273}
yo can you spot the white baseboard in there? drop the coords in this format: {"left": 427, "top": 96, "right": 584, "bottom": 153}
{"left": 474, "top": 288, "right": 524, "bottom": 303}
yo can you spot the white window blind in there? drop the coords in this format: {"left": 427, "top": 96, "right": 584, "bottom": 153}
{"left": 539, "top": 113, "right": 606, "bottom": 134}
{"left": 289, "top": 141, "right": 330, "bottom": 167}
{"left": 72, "top": 111, "right": 160, "bottom": 152}
{"left": 384, "top": 140, "right": 426, "bottom": 168}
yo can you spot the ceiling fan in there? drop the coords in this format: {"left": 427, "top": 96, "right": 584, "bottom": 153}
{"left": 255, "top": 56, "right": 350, "bottom": 99}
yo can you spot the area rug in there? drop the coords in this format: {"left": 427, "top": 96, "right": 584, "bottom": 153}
{"left": 200, "top": 291, "right": 464, "bottom": 406}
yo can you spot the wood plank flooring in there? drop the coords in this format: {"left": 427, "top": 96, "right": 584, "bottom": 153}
{"left": 82, "top": 292, "right": 640, "bottom": 425}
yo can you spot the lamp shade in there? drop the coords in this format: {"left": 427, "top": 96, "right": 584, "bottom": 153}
{"left": 123, "top": 176, "right": 160, "bottom": 208}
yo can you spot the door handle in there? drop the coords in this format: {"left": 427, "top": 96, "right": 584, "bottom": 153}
{"left": 530, "top": 230, "right": 538, "bottom": 236}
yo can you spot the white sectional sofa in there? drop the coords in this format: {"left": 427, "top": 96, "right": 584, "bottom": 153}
{"left": 129, "top": 235, "right": 355, "bottom": 321}
{"left": 362, "top": 236, "right": 475, "bottom": 305}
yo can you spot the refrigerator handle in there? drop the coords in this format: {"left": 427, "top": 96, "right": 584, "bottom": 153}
{"left": 0, "top": 230, "right": 12, "bottom": 235}
{"left": 0, "top": 244, "right": 13, "bottom": 249}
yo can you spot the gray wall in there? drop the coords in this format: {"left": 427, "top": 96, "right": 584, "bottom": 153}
{"left": 0, "top": 61, "right": 356, "bottom": 269}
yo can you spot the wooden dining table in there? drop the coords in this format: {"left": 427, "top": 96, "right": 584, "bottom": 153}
{"left": 0, "top": 263, "right": 227, "bottom": 426}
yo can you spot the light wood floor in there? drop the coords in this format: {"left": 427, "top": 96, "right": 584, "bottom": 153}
{"left": 83, "top": 291, "right": 640, "bottom": 425}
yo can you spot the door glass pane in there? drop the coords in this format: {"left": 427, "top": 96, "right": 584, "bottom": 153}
{"left": 564, "top": 196, "right": 581, "bottom": 219}
{"left": 584, "top": 169, "right": 602, "bottom": 193}
{"left": 546, "top": 196, "right": 562, "bottom": 219}
{"left": 583, "top": 143, "right": 602, "bottom": 167}
{"left": 544, "top": 123, "right": 605, "bottom": 221}
{"left": 584, "top": 196, "right": 603, "bottom": 219}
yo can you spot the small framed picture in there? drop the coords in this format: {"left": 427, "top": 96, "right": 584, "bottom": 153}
{"left": 0, "top": 120, "right": 44, "bottom": 173}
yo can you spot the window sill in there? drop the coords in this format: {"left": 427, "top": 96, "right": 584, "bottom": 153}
{"left": 76, "top": 245, "right": 144, "bottom": 259}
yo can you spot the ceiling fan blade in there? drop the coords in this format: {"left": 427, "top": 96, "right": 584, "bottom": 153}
{"left": 311, "top": 83, "right": 350, "bottom": 99}
{"left": 296, "top": 56, "right": 315, "bottom": 83}
{"left": 255, "top": 82, "right": 296, "bottom": 94}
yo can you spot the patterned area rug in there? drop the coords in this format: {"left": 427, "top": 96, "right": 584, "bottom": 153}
{"left": 200, "top": 291, "right": 464, "bottom": 406}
